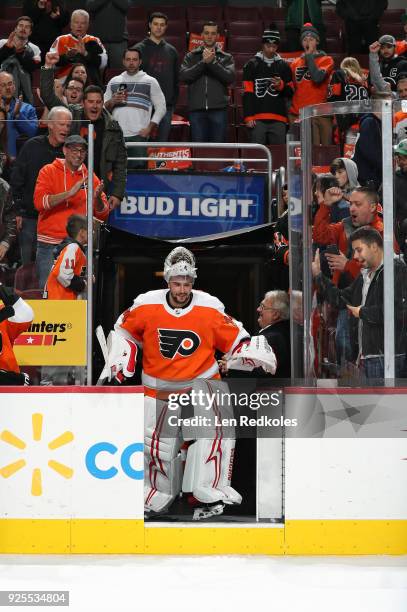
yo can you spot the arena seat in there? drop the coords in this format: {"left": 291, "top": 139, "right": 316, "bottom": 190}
{"left": 193, "top": 146, "right": 240, "bottom": 171}
{"left": 260, "top": 7, "right": 286, "bottom": 23}
{"left": 127, "top": 20, "right": 148, "bottom": 41}
{"left": 312, "top": 144, "right": 341, "bottom": 167}
{"left": 128, "top": 6, "right": 147, "bottom": 21}
{"left": 233, "top": 53, "right": 253, "bottom": 71}
{"left": 224, "top": 6, "right": 260, "bottom": 22}
{"left": 379, "top": 9, "right": 405, "bottom": 23}
{"left": 187, "top": 6, "right": 224, "bottom": 24}
{"left": 0, "top": 6, "right": 21, "bottom": 19}
{"left": 14, "top": 263, "right": 39, "bottom": 293}
{"left": 228, "top": 36, "right": 260, "bottom": 55}
{"left": 226, "top": 22, "right": 263, "bottom": 38}
{"left": 166, "top": 35, "right": 187, "bottom": 55}
{"left": 158, "top": 6, "right": 186, "bottom": 21}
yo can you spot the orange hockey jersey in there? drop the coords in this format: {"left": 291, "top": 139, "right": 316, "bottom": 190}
{"left": 0, "top": 299, "right": 33, "bottom": 373}
{"left": 50, "top": 33, "right": 107, "bottom": 80}
{"left": 289, "top": 53, "right": 334, "bottom": 116}
{"left": 45, "top": 241, "right": 87, "bottom": 300}
{"left": 115, "top": 289, "right": 248, "bottom": 393}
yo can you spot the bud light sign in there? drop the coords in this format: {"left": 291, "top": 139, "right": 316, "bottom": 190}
{"left": 109, "top": 172, "right": 266, "bottom": 238}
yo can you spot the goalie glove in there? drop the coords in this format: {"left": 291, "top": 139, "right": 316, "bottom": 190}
{"left": 227, "top": 335, "right": 277, "bottom": 375}
{"left": 98, "top": 330, "right": 138, "bottom": 383}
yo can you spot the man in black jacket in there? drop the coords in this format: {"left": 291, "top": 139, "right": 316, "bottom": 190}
{"left": 180, "top": 21, "right": 234, "bottom": 142}
{"left": 256, "top": 290, "right": 291, "bottom": 379}
{"left": 10, "top": 105, "right": 72, "bottom": 265}
{"left": 312, "top": 225, "right": 407, "bottom": 380}
{"left": 136, "top": 12, "right": 179, "bottom": 142}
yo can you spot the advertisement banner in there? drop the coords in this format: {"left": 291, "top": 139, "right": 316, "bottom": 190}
{"left": 14, "top": 300, "right": 87, "bottom": 366}
{"left": 110, "top": 172, "right": 266, "bottom": 238}
{"left": 0, "top": 391, "right": 144, "bottom": 519}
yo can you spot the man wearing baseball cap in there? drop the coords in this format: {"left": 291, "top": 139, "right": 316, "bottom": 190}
{"left": 369, "top": 35, "right": 407, "bottom": 93}
{"left": 33, "top": 133, "right": 109, "bottom": 288}
{"left": 242, "top": 26, "right": 293, "bottom": 145}
{"left": 289, "top": 23, "right": 334, "bottom": 144}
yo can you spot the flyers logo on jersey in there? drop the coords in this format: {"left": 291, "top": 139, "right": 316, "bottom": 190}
{"left": 158, "top": 329, "right": 201, "bottom": 359}
{"left": 295, "top": 66, "right": 311, "bottom": 82}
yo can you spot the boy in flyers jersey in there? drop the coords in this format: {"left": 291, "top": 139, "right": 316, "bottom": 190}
{"left": 0, "top": 283, "right": 33, "bottom": 385}
{"left": 44, "top": 214, "right": 87, "bottom": 300}
{"left": 101, "top": 247, "right": 277, "bottom": 519}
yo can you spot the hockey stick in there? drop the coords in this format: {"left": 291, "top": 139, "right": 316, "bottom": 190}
{"left": 95, "top": 325, "right": 110, "bottom": 385}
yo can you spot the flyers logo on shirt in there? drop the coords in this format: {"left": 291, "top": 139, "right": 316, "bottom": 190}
{"left": 295, "top": 66, "right": 311, "bottom": 82}
{"left": 158, "top": 329, "right": 201, "bottom": 359}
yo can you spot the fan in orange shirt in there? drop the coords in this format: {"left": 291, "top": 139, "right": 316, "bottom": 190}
{"left": 44, "top": 214, "right": 87, "bottom": 300}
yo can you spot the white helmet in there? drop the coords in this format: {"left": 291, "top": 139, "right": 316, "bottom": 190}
{"left": 163, "top": 247, "right": 197, "bottom": 282}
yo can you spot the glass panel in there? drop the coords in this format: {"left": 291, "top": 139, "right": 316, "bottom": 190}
{"left": 290, "top": 99, "right": 405, "bottom": 387}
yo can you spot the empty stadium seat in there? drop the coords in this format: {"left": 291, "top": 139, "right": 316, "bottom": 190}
{"left": 14, "top": 263, "right": 39, "bottom": 293}
{"left": 0, "top": 20, "right": 17, "bottom": 37}
{"left": 0, "top": 6, "right": 21, "bottom": 19}
{"left": 227, "top": 21, "right": 263, "bottom": 38}
{"left": 193, "top": 146, "right": 240, "bottom": 171}
{"left": 233, "top": 53, "right": 253, "bottom": 70}
{"left": 260, "top": 7, "right": 286, "bottom": 23}
{"left": 224, "top": 6, "right": 260, "bottom": 22}
{"left": 312, "top": 145, "right": 341, "bottom": 167}
{"left": 127, "top": 20, "right": 148, "bottom": 42}
{"left": 128, "top": 6, "right": 147, "bottom": 21}
{"left": 380, "top": 9, "right": 405, "bottom": 23}
{"left": 228, "top": 36, "right": 260, "bottom": 55}
{"left": 186, "top": 6, "right": 224, "bottom": 24}
{"left": 157, "top": 6, "right": 186, "bottom": 21}
{"left": 166, "top": 35, "right": 187, "bottom": 55}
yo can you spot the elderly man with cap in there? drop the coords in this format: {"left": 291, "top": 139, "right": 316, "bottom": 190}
{"left": 369, "top": 35, "right": 407, "bottom": 94}
{"left": 289, "top": 22, "right": 334, "bottom": 145}
{"left": 33, "top": 134, "right": 109, "bottom": 288}
{"left": 242, "top": 26, "right": 293, "bottom": 145}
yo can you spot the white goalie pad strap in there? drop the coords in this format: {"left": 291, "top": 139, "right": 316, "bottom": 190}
{"left": 227, "top": 335, "right": 277, "bottom": 375}
{"left": 182, "top": 438, "right": 242, "bottom": 505}
{"left": 106, "top": 330, "right": 138, "bottom": 379}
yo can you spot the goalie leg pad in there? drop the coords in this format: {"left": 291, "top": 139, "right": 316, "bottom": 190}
{"left": 144, "top": 396, "right": 182, "bottom": 514}
{"left": 182, "top": 438, "right": 242, "bottom": 506}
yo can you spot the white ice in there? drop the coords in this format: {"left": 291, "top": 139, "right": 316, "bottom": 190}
{"left": 1, "top": 554, "right": 406, "bottom": 611}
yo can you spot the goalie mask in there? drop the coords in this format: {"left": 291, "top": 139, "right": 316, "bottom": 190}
{"left": 163, "top": 247, "right": 197, "bottom": 283}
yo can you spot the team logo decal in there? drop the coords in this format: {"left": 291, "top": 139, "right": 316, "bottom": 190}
{"left": 158, "top": 329, "right": 201, "bottom": 359}
{"left": 255, "top": 78, "right": 279, "bottom": 98}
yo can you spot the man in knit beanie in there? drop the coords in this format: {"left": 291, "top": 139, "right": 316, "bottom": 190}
{"left": 289, "top": 23, "right": 334, "bottom": 145}
{"left": 242, "top": 26, "right": 293, "bottom": 145}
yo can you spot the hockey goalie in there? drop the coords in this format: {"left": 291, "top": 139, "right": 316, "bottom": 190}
{"left": 98, "top": 247, "right": 277, "bottom": 519}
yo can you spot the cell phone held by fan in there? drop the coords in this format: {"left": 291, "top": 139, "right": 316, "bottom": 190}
{"left": 320, "top": 244, "right": 340, "bottom": 277}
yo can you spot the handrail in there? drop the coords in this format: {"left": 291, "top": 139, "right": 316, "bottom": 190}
{"left": 124, "top": 141, "right": 273, "bottom": 215}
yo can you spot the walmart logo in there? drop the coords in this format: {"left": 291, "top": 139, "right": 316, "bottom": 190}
{"left": 0, "top": 413, "right": 74, "bottom": 496}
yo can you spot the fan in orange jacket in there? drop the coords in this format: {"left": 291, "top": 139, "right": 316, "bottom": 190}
{"left": 312, "top": 186, "right": 398, "bottom": 287}
{"left": 44, "top": 214, "right": 87, "bottom": 300}
{"left": 0, "top": 283, "right": 33, "bottom": 385}
{"left": 289, "top": 23, "right": 334, "bottom": 145}
{"left": 34, "top": 134, "right": 109, "bottom": 247}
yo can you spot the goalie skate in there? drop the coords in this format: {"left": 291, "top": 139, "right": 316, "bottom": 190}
{"left": 193, "top": 501, "right": 225, "bottom": 521}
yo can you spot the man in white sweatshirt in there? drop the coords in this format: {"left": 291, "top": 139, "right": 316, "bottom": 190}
{"left": 104, "top": 47, "right": 166, "bottom": 168}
